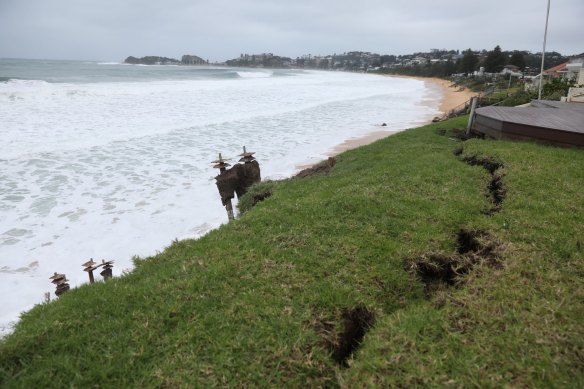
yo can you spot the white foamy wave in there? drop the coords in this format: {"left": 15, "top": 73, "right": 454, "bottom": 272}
{"left": 3, "top": 78, "right": 51, "bottom": 87}
{"left": 236, "top": 71, "right": 273, "bottom": 78}
{"left": 97, "top": 62, "right": 122, "bottom": 65}
{"left": 0, "top": 73, "right": 430, "bottom": 160}
{"left": 0, "top": 79, "right": 54, "bottom": 103}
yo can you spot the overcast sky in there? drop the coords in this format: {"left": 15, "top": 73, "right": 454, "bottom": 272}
{"left": 0, "top": 0, "right": 581, "bottom": 62}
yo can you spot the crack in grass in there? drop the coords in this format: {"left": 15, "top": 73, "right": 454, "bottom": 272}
{"left": 457, "top": 150, "right": 507, "bottom": 215}
{"left": 406, "top": 229, "right": 504, "bottom": 297}
{"left": 314, "top": 306, "right": 375, "bottom": 368}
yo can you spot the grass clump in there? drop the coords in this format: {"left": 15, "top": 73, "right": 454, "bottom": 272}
{"left": 1, "top": 116, "right": 583, "bottom": 388}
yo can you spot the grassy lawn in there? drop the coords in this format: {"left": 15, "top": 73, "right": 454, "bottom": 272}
{"left": 1, "top": 116, "right": 583, "bottom": 387}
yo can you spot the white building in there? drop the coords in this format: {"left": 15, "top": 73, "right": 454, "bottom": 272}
{"left": 565, "top": 58, "right": 584, "bottom": 85}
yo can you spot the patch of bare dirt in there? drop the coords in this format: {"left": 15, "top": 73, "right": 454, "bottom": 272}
{"left": 436, "top": 127, "right": 484, "bottom": 141}
{"left": 251, "top": 191, "right": 272, "bottom": 207}
{"left": 313, "top": 306, "right": 375, "bottom": 367}
{"left": 459, "top": 153, "right": 507, "bottom": 214}
{"left": 462, "top": 155, "right": 503, "bottom": 174}
{"left": 406, "top": 229, "right": 504, "bottom": 296}
{"left": 296, "top": 157, "right": 336, "bottom": 178}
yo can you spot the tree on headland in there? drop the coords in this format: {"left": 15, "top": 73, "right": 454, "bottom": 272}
{"left": 318, "top": 58, "right": 330, "bottom": 69}
{"left": 483, "top": 45, "right": 507, "bottom": 73}
{"left": 508, "top": 51, "right": 526, "bottom": 70}
{"left": 459, "top": 49, "right": 479, "bottom": 74}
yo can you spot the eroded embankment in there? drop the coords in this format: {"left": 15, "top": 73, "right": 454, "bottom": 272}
{"left": 5, "top": 116, "right": 583, "bottom": 388}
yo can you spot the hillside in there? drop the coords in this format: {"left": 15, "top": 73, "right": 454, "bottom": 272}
{"left": 1, "top": 117, "right": 583, "bottom": 387}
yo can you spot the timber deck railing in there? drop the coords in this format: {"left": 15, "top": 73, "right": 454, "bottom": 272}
{"left": 436, "top": 86, "right": 508, "bottom": 122}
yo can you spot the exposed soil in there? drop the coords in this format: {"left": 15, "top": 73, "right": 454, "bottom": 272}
{"left": 457, "top": 228, "right": 487, "bottom": 254}
{"left": 409, "top": 253, "right": 465, "bottom": 294}
{"left": 452, "top": 146, "right": 464, "bottom": 156}
{"left": 406, "top": 229, "right": 504, "bottom": 296}
{"left": 486, "top": 174, "right": 506, "bottom": 214}
{"left": 449, "top": 128, "right": 473, "bottom": 141}
{"left": 436, "top": 127, "right": 483, "bottom": 141}
{"left": 215, "top": 161, "right": 261, "bottom": 205}
{"left": 462, "top": 154, "right": 503, "bottom": 175}
{"left": 296, "top": 157, "right": 336, "bottom": 178}
{"left": 459, "top": 153, "right": 507, "bottom": 214}
{"left": 251, "top": 191, "right": 272, "bottom": 207}
{"left": 314, "top": 306, "right": 375, "bottom": 367}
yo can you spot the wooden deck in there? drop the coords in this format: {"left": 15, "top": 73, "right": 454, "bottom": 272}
{"left": 474, "top": 101, "right": 584, "bottom": 147}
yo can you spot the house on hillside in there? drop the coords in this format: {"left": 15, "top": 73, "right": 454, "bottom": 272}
{"left": 565, "top": 57, "right": 584, "bottom": 84}
{"left": 526, "top": 62, "right": 567, "bottom": 92}
{"left": 528, "top": 55, "right": 584, "bottom": 92}
{"left": 501, "top": 65, "right": 522, "bottom": 77}
{"left": 565, "top": 57, "right": 584, "bottom": 102}
{"left": 544, "top": 62, "right": 569, "bottom": 77}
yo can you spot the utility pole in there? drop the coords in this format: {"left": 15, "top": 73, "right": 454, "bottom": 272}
{"left": 538, "top": 0, "right": 551, "bottom": 100}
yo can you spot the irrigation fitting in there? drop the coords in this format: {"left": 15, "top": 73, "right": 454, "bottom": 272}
{"left": 49, "top": 272, "right": 70, "bottom": 297}
{"left": 212, "top": 153, "right": 231, "bottom": 173}
{"left": 82, "top": 258, "right": 97, "bottom": 283}
{"left": 99, "top": 260, "right": 114, "bottom": 281}
{"left": 238, "top": 146, "right": 256, "bottom": 164}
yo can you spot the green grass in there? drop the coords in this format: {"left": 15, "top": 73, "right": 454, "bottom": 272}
{"left": 489, "top": 87, "right": 521, "bottom": 99}
{"left": 1, "top": 117, "right": 583, "bottom": 388}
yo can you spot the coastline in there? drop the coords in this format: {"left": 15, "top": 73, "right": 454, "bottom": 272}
{"left": 323, "top": 76, "right": 476, "bottom": 157}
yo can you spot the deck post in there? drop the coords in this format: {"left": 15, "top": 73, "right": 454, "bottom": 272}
{"left": 466, "top": 96, "right": 478, "bottom": 135}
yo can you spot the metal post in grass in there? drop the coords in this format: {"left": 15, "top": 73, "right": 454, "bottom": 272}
{"left": 82, "top": 258, "right": 97, "bottom": 284}
{"left": 49, "top": 272, "right": 70, "bottom": 297}
{"left": 212, "top": 153, "right": 235, "bottom": 221}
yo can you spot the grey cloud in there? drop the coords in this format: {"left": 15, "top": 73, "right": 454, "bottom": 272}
{"left": 0, "top": 0, "right": 581, "bottom": 61}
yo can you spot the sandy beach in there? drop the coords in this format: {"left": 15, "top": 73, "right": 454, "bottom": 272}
{"left": 326, "top": 76, "right": 476, "bottom": 156}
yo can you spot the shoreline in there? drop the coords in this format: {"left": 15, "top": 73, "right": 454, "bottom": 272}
{"left": 319, "top": 75, "right": 476, "bottom": 158}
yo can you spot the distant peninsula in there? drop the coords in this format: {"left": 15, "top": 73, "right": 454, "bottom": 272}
{"left": 124, "top": 55, "right": 207, "bottom": 65}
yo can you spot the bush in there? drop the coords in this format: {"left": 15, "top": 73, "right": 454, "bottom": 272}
{"left": 499, "top": 90, "right": 536, "bottom": 106}
{"left": 542, "top": 77, "right": 575, "bottom": 100}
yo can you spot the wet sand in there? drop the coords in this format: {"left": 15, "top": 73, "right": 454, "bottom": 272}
{"left": 326, "top": 76, "right": 476, "bottom": 156}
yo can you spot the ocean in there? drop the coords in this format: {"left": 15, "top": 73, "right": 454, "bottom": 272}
{"left": 0, "top": 58, "right": 441, "bottom": 335}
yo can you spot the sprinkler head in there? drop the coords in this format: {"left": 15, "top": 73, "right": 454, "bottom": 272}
{"left": 100, "top": 260, "right": 114, "bottom": 280}
{"left": 82, "top": 259, "right": 97, "bottom": 271}
{"left": 212, "top": 153, "right": 231, "bottom": 171}
{"left": 238, "top": 146, "right": 256, "bottom": 163}
{"left": 49, "top": 272, "right": 70, "bottom": 297}
{"left": 82, "top": 259, "right": 97, "bottom": 283}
